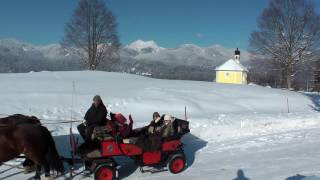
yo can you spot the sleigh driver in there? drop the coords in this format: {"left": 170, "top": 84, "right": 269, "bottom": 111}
{"left": 77, "top": 95, "right": 134, "bottom": 148}
{"left": 77, "top": 95, "right": 108, "bottom": 145}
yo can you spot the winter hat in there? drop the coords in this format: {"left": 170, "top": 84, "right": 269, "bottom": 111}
{"left": 153, "top": 112, "right": 161, "bottom": 123}
{"left": 114, "top": 113, "right": 127, "bottom": 125}
{"left": 164, "top": 114, "right": 173, "bottom": 121}
{"left": 93, "top": 95, "right": 102, "bottom": 102}
{"left": 154, "top": 117, "right": 161, "bottom": 123}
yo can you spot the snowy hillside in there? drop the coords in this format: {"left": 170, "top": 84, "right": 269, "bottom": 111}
{"left": 0, "top": 71, "right": 319, "bottom": 180}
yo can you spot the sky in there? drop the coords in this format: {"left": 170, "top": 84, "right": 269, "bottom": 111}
{"left": 0, "top": 0, "right": 319, "bottom": 50}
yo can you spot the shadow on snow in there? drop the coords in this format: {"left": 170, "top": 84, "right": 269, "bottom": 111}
{"left": 233, "top": 169, "right": 250, "bottom": 180}
{"left": 304, "top": 92, "right": 320, "bottom": 111}
{"left": 181, "top": 133, "right": 208, "bottom": 168}
{"left": 286, "top": 174, "right": 320, "bottom": 180}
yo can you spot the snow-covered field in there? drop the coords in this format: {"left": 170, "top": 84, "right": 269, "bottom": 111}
{"left": 0, "top": 71, "right": 320, "bottom": 180}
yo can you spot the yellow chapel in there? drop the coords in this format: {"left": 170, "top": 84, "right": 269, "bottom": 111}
{"left": 215, "top": 48, "right": 248, "bottom": 84}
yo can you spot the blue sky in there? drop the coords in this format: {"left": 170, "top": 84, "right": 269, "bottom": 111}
{"left": 0, "top": 0, "right": 319, "bottom": 49}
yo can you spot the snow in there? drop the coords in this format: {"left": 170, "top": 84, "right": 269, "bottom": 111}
{"left": 126, "top": 40, "right": 164, "bottom": 53}
{"left": 22, "top": 47, "right": 28, "bottom": 52}
{"left": 215, "top": 59, "right": 249, "bottom": 72}
{"left": 0, "top": 71, "right": 319, "bottom": 180}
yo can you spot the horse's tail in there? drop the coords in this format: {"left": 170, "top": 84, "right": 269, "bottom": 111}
{"left": 40, "top": 126, "right": 65, "bottom": 173}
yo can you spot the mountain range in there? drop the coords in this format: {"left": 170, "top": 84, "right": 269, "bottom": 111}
{"left": 0, "top": 39, "right": 251, "bottom": 81}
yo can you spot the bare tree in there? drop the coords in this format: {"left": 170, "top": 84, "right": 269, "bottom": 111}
{"left": 62, "top": 0, "right": 120, "bottom": 70}
{"left": 247, "top": 57, "right": 283, "bottom": 87}
{"left": 250, "top": 0, "right": 320, "bottom": 89}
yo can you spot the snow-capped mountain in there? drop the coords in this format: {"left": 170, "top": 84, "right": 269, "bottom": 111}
{"left": 0, "top": 38, "right": 251, "bottom": 81}
{"left": 37, "top": 44, "right": 71, "bottom": 60}
{"left": 125, "top": 40, "right": 165, "bottom": 53}
{"left": 0, "top": 39, "right": 73, "bottom": 60}
{"left": 0, "top": 39, "right": 40, "bottom": 56}
{"left": 0, "top": 39, "right": 82, "bottom": 72}
{"left": 121, "top": 40, "right": 251, "bottom": 68}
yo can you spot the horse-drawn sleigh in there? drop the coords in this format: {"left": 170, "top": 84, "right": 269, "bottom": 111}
{"left": 0, "top": 113, "right": 190, "bottom": 180}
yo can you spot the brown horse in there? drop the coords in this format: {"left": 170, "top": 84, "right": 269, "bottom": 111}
{"left": 0, "top": 114, "right": 41, "bottom": 172}
{"left": 0, "top": 123, "right": 64, "bottom": 179}
{"left": 0, "top": 114, "right": 41, "bottom": 125}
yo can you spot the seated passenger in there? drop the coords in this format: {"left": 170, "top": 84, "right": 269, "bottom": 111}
{"left": 135, "top": 112, "right": 174, "bottom": 151}
{"left": 137, "top": 113, "right": 189, "bottom": 151}
{"left": 77, "top": 95, "right": 107, "bottom": 144}
{"left": 113, "top": 113, "right": 133, "bottom": 138}
{"left": 161, "top": 114, "right": 176, "bottom": 138}
{"left": 147, "top": 113, "right": 176, "bottom": 138}
{"left": 146, "top": 112, "right": 163, "bottom": 135}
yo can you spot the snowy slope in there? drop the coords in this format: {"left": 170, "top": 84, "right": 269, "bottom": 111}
{"left": 0, "top": 71, "right": 319, "bottom": 180}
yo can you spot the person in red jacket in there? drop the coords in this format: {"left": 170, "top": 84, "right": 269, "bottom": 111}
{"left": 113, "top": 113, "right": 133, "bottom": 138}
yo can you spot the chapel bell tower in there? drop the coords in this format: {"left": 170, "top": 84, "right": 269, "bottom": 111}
{"left": 234, "top": 48, "right": 240, "bottom": 63}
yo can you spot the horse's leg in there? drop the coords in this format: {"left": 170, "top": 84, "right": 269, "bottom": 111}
{"left": 23, "top": 158, "right": 36, "bottom": 174}
{"left": 34, "top": 165, "right": 41, "bottom": 180}
{"left": 43, "top": 159, "right": 53, "bottom": 180}
{"left": 22, "top": 158, "right": 33, "bottom": 166}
